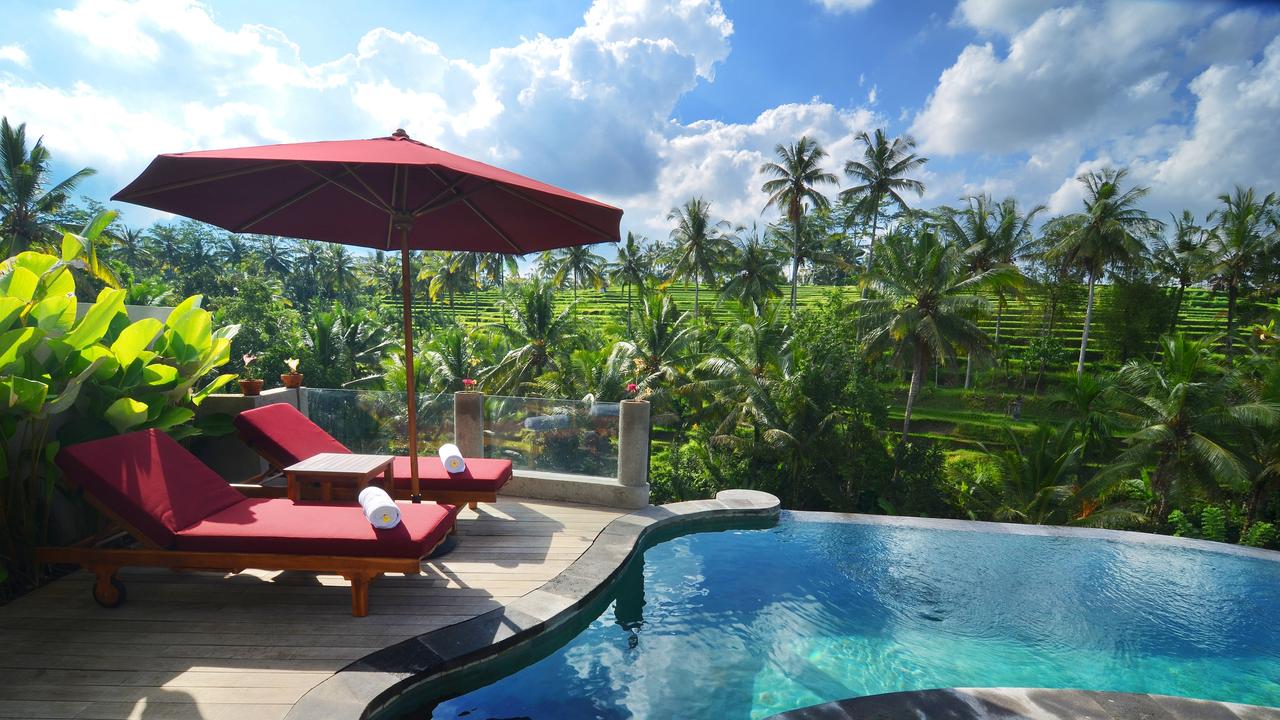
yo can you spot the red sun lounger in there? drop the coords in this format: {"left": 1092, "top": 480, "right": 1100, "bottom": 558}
{"left": 233, "top": 403, "right": 512, "bottom": 507}
{"left": 38, "top": 429, "right": 458, "bottom": 616}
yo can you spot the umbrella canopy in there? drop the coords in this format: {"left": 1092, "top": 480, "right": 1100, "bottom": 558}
{"left": 113, "top": 129, "right": 622, "bottom": 254}
{"left": 114, "top": 130, "right": 622, "bottom": 500}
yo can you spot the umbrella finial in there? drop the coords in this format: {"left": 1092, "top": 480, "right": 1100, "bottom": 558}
{"left": 392, "top": 128, "right": 410, "bottom": 139}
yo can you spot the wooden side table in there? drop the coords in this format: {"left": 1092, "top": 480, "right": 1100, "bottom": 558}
{"left": 283, "top": 453, "right": 394, "bottom": 502}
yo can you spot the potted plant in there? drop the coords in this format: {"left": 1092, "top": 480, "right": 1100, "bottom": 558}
{"left": 239, "top": 354, "right": 264, "bottom": 396}
{"left": 281, "top": 357, "right": 303, "bottom": 388}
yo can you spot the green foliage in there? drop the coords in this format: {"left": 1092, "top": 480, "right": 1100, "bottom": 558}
{"left": 1241, "top": 521, "right": 1276, "bottom": 548}
{"left": 1097, "top": 275, "right": 1176, "bottom": 363}
{"left": 1200, "top": 505, "right": 1227, "bottom": 542}
{"left": 0, "top": 250, "right": 237, "bottom": 593}
{"left": 1168, "top": 509, "right": 1196, "bottom": 538}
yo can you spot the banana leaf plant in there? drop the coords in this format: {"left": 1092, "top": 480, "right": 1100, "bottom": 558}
{"left": 0, "top": 249, "right": 239, "bottom": 592}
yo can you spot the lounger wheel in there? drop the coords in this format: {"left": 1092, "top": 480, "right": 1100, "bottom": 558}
{"left": 93, "top": 575, "right": 127, "bottom": 608}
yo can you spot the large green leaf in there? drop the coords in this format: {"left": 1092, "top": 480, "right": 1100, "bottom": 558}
{"left": 0, "top": 297, "right": 24, "bottom": 334}
{"left": 110, "top": 318, "right": 163, "bottom": 368}
{"left": 191, "top": 373, "right": 236, "bottom": 405}
{"left": 76, "top": 344, "right": 120, "bottom": 382}
{"left": 60, "top": 231, "right": 84, "bottom": 262}
{"left": 0, "top": 327, "right": 43, "bottom": 373}
{"left": 29, "top": 295, "right": 75, "bottom": 335}
{"left": 6, "top": 266, "right": 38, "bottom": 302}
{"left": 104, "top": 397, "right": 149, "bottom": 433}
{"left": 142, "top": 363, "right": 179, "bottom": 387}
{"left": 150, "top": 405, "right": 194, "bottom": 431}
{"left": 44, "top": 357, "right": 105, "bottom": 415}
{"left": 164, "top": 295, "right": 204, "bottom": 330}
{"left": 1, "top": 376, "right": 49, "bottom": 414}
{"left": 65, "top": 288, "right": 125, "bottom": 350}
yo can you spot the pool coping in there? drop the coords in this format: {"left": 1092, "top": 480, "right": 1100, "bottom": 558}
{"left": 284, "top": 489, "right": 782, "bottom": 720}
{"left": 764, "top": 688, "right": 1280, "bottom": 719}
{"left": 787, "top": 511, "right": 1280, "bottom": 563}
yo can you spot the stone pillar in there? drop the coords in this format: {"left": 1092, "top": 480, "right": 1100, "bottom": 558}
{"left": 617, "top": 399, "right": 651, "bottom": 488}
{"left": 454, "top": 391, "right": 485, "bottom": 457}
{"left": 192, "top": 387, "right": 300, "bottom": 482}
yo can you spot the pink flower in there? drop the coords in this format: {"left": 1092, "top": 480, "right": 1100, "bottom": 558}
{"left": 626, "top": 383, "right": 638, "bottom": 394}
{"left": 462, "top": 378, "right": 477, "bottom": 388}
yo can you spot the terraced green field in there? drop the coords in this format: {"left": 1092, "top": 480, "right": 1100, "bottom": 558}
{"left": 398, "top": 282, "right": 1228, "bottom": 357}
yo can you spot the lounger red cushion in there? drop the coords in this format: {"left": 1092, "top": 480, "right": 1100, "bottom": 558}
{"left": 57, "top": 429, "right": 247, "bottom": 548}
{"left": 392, "top": 456, "right": 513, "bottom": 493}
{"left": 234, "top": 402, "right": 349, "bottom": 466}
{"left": 175, "top": 499, "right": 458, "bottom": 558}
{"left": 235, "top": 402, "right": 513, "bottom": 495}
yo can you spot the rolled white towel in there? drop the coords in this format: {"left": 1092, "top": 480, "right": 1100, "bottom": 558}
{"left": 358, "top": 486, "right": 400, "bottom": 529}
{"left": 438, "top": 443, "right": 466, "bottom": 474}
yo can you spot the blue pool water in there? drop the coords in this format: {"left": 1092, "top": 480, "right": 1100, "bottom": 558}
{"left": 425, "top": 516, "right": 1280, "bottom": 719}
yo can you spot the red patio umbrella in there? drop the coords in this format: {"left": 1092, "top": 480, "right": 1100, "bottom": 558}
{"left": 113, "top": 129, "right": 622, "bottom": 500}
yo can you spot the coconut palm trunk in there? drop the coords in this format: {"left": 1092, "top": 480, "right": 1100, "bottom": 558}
{"left": 964, "top": 353, "right": 973, "bottom": 390}
{"left": 1169, "top": 283, "right": 1186, "bottom": 334}
{"left": 903, "top": 351, "right": 925, "bottom": 440}
{"left": 1225, "top": 281, "right": 1238, "bottom": 364}
{"left": 790, "top": 205, "right": 801, "bottom": 314}
{"left": 1076, "top": 273, "right": 1097, "bottom": 377}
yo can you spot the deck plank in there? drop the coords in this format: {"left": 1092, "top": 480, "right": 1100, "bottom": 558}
{"left": 0, "top": 497, "right": 624, "bottom": 720}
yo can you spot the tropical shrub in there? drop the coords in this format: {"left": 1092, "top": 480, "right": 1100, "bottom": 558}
{"left": 1241, "top": 521, "right": 1276, "bottom": 548}
{"left": 0, "top": 249, "right": 238, "bottom": 595}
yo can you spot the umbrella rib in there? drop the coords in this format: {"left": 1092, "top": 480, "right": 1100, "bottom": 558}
{"left": 295, "top": 164, "right": 391, "bottom": 214}
{"left": 233, "top": 165, "right": 362, "bottom": 233}
{"left": 496, "top": 185, "right": 616, "bottom": 241}
{"left": 117, "top": 161, "right": 296, "bottom": 199}
{"left": 344, "top": 162, "right": 396, "bottom": 214}
{"left": 424, "top": 167, "right": 525, "bottom": 254}
{"left": 412, "top": 181, "right": 495, "bottom": 218}
{"left": 409, "top": 173, "right": 468, "bottom": 215}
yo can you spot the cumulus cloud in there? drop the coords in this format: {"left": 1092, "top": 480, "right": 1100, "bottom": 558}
{"left": 811, "top": 0, "right": 875, "bottom": 14}
{"left": 0, "top": 44, "right": 28, "bottom": 67}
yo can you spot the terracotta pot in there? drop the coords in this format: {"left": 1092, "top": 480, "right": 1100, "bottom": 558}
{"left": 239, "top": 379, "right": 264, "bottom": 396}
{"left": 281, "top": 372, "right": 303, "bottom": 389}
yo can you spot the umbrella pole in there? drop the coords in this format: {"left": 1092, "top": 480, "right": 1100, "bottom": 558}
{"left": 399, "top": 229, "right": 422, "bottom": 503}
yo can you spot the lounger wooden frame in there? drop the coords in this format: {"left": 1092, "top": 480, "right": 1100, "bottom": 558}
{"left": 37, "top": 481, "right": 444, "bottom": 617}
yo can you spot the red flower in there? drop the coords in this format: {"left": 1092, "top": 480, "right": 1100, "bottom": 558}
{"left": 626, "top": 383, "right": 638, "bottom": 394}
{"left": 462, "top": 378, "right": 477, "bottom": 388}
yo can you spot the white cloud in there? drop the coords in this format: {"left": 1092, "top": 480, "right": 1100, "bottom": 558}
{"left": 811, "top": 0, "right": 875, "bottom": 14}
{"left": 953, "top": 0, "right": 1059, "bottom": 35}
{"left": 0, "top": 44, "right": 28, "bottom": 67}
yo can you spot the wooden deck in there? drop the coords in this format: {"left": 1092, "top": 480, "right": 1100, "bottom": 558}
{"left": 0, "top": 498, "right": 627, "bottom": 720}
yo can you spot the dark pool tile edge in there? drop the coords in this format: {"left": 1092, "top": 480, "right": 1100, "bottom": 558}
{"left": 284, "top": 489, "right": 781, "bottom": 720}
{"left": 785, "top": 510, "right": 1280, "bottom": 563}
{"left": 763, "top": 689, "right": 1280, "bottom": 720}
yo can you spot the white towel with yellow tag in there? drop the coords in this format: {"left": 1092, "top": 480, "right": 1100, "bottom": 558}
{"left": 358, "top": 486, "right": 400, "bottom": 529}
{"left": 438, "top": 443, "right": 466, "bottom": 474}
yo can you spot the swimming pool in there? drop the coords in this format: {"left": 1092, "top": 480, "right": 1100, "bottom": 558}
{"left": 419, "top": 513, "right": 1280, "bottom": 719}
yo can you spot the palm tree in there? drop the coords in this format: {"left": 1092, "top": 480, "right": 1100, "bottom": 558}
{"left": 667, "top": 197, "right": 730, "bottom": 320}
{"left": 979, "top": 424, "right": 1138, "bottom": 526}
{"left": 697, "top": 302, "right": 792, "bottom": 445}
{"left": 611, "top": 289, "right": 697, "bottom": 405}
{"left": 320, "top": 244, "right": 360, "bottom": 302}
{"left": 608, "top": 232, "right": 650, "bottom": 335}
{"left": 420, "top": 251, "right": 473, "bottom": 320}
{"left": 760, "top": 137, "right": 838, "bottom": 313}
{"left": 1051, "top": 373, "right": 1120, "bottom": 465}
{"left": 476, "top": 252, "right": 519, "bottom": 289}
{"left": 422, "top": 324, "right": 481, "bottom": 393}
{"left": 1206, "top": 186, "right": 1278, "bottom": 361}
{"left": 486, "top": 279, "right": 577, "bottom": 393}
{"left": 720, "top": 224, "right": 785, "bottom": 313}
{"left": 934, "top": 195, "right": 1035, "bottom": 387}
{"left": 111, "top": 225, "right": 150, "bottom": 270}
{"left": 0, "top": 117, "right": 96, "bottom": 256}
{"left": 260, "top": 237, "right": 293, "bottom": 276}
{"left": 859, "top": 229, "right": 1002, "bottom": 441}
{"left": 216, "top": 234, "right": 251, "bottom": 267}
{"left": 1151, "top": 210, "right": 1208, "bottom": 334}
{"left": 547, "top": 244, "right": 607, "bottom": 304}
{"left": 1045, "top": 168, "right": 1162, "bottom": 377}
{"left": 1109, "top": 333, "right": 1278, "bottom": 523}
{"left": 838, "top": 129, "right": 927, "bottom": 279}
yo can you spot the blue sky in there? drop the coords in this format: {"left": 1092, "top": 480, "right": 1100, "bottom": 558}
{"left": 2, "top": 0, "right": 1279, "bottom": 241}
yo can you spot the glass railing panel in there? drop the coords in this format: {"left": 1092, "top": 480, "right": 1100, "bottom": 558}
{"left": 483, "top": 395, "right": 620, "bottom": 477}
{"left": 303, "top": 388, "right": 454, "bottom": 457}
